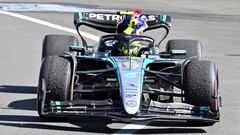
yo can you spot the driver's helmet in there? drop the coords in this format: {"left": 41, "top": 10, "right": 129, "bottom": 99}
{"left": 116, "top": 10, "right": 148, "bottom": 35}
{"left": 113, "top": 36, "right": 141, "bottom": 57}
{"left": 122, "top": 41, "right": 141, "bottom": 56}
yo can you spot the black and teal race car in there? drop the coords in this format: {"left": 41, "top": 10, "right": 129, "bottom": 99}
{"left": 37, "top": 11, "right": 220, "bottom": 126}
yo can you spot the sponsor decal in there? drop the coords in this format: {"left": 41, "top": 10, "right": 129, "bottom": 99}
{"left": 125, "top": 94, "right": 137, "bottom": 98}
{"left": 126, "top": 100, "right": 137, "bottom": 107}
{"left": 125, "top": 88, "right": 138, "bottom": 91}
{"left": 85, "top": 13, "right": 158, "bottom": 22}
{"left": 86, "top": 13, "right": 123, "bottom": 21}
{"left": 126, "top": 83, "right": 138, "bottom": 87}
{"left": 125, "top": 72, "right": 139, "bottom": 78}
{"left": 140, "top": 15, "right": 156, "bottom": 21}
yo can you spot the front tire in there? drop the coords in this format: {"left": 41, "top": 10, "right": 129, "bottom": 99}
{"left": 37, "top": 56, "right": 72, "bottom": 120}
{"left": 184, "top": 60, "right": 219, "bottom": 126}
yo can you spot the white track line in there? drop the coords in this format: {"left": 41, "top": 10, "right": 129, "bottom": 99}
{"left": 0, "top": 9, "right": 99, "bottom": 41}
{"left": 0, "top": 9, "right": 150, "bottom": 134}
{"left": 112, "top": 121, "right": 151, "bottom": 135}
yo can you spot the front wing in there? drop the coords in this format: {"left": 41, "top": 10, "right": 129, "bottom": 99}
{"left": 40, "top": 99, "right": 218, "bottom": 123}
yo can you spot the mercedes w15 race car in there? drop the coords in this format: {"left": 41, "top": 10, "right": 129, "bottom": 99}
{"left": 37, "top": 10, "right": 220, "bottom": 126}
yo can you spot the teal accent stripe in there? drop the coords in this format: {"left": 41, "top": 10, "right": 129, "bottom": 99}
{"left": 200, "top": 106, "right": 206, "bottom": 111}
{"left": 78, "top": 11, "right": 83, "bottom": 22}
{"left": 55, "top": 101, "right": 62, "bottom": 113}
{"left": 56, "top": 106, "right": 62, "bottom": 113}
{"left": 171, "top": 50, "right": 187, "bottom": 54}
{"left": 104, "top": 57, "right": 118, "bottom": 68}
{"left": 162, "top": 15, "right": 167, "bottom": 22}
{"left": 71, "top": 45, "right": 84, "bottom": 48}
{"left": 102, "top": 57, "right": 122, "bottom": 95}
{"left": 142, "top": 58, "right": 155, "bottom": 69}
{"left": 55, "top": 101, "right": 61, "bottom": 106}
{"left": 141, "top": 58, "right": 155, "bottom": 92}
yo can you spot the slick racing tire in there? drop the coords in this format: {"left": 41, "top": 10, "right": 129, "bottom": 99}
{"left": 184, "top": 60, "right": 219, "bottom": 126}
{"left": 37, "top": 56, "right": 72, "bottom": 120}
{"left": 42, "top": 34, "right": 79, "bottom": 59}
{"left": 166, "top": 39, "right": 202, "bottom": 60}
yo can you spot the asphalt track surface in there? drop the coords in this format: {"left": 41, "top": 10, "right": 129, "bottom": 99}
{"left": 0, "top": 0, "right": 240, "bottom": 135}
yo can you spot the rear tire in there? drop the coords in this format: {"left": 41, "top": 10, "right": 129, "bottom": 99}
{"left": 37, "top": 56, "right": 72, "bottom": 120}
{"left": 184, "top": 60, "right": 219, "bottom": 126}
{"left": 166, "top": 39, "right": 202, "bottom": 60}
{"left": 42, "top": 34, "right": 79, "bottom": 59}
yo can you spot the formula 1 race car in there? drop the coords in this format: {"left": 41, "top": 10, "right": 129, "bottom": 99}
{"left": 37, "top": 11, "right": 220, "bottom": 126}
